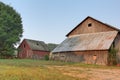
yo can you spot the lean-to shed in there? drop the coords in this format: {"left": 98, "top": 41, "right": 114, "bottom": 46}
{"left": 51, "top": 16, "right": 120, "bottom": 65}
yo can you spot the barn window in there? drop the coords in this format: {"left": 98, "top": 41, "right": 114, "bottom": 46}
{"left": 24, "top": 44, "right": 25, "bottom": 48}
{"left": 36, "top": 43, "right": 39, "bottom": 45}
{"left": 88, "top": 23, "right": 92, "bottom": 27}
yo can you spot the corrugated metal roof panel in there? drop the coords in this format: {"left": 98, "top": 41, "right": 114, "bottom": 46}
{"left": 25, "top": 39, "right": 49, "bottom": 51}
{"left": 52, "top": 31, "right": 118, "bottom": 52}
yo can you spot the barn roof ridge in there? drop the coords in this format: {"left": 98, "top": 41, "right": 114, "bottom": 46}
{"left": 66, "top": 16, "right": 120, "bottom": 36}
{"left": 24, "top": 38, "right": 50, "bottom": 51}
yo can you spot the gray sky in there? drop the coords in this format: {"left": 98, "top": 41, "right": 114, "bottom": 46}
{"left": 1, "top": 0, "right": 120, "bottom": 44}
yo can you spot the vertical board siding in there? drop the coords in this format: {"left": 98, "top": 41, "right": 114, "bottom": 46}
{"left": 32, "top": 50, "right": 49, "bottom": 59}
{"left": 52, "top": 50, "right": 108, "bottom": 65}
{"left": 18, "top": 40, "right": 32, "bottom": 58}
{"left": 68, "top": 18, "right": 115, "bottom": 37}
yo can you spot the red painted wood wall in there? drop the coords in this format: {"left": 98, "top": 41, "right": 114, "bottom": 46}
{"left": 18, "top": 40, "right": 49, "bottom": 59}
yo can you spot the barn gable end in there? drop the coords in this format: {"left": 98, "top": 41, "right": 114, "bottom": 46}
{"left": 67, "top": 16, "right": 120, "bottom": 37}
{"left": 18, "top": 39, "right": 32, "bottom": 58}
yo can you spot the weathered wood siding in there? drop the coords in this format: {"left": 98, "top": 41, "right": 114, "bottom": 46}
{"left": 18, "top": 40, "right": 50, "bottom": 59}
{"left": 18, "top": 40, "right": 33, "bottom": 58}
{"left": 52, "top": 50, "right": 108, "bottom": 65}
{"left": 32, "top": 50, "right": 49, "bottom": 59}
{"left": 68, "top": 18, "right": 116, "bottom": 37}
{"left": 114, "top": 33, "right": 120, "bottom": 64}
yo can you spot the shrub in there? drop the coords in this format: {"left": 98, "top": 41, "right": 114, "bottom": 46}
{"left": 108, "top": 46, "right": 118, "bottom": 65}
{"left": 44, "top": 55, "right": 49, "bottom": 60}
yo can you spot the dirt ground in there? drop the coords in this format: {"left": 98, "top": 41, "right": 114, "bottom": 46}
{"left": 50, "top": 66, "right": 120, "bottom": 80}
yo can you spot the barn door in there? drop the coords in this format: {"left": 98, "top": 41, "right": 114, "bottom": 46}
{"left": 93, "top": 55, "right": 97, "bottom": 64}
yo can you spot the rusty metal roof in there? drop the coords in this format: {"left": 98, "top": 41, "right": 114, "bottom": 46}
{"left": 25, "top": 39, "right": 50, "bottom": 51}
{"left": 52, "top": 31, "right": 118, "bottom": 52}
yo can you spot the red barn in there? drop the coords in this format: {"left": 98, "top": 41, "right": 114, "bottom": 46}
{"left": 18, "top": 39, "right": 50, "bottom": 59}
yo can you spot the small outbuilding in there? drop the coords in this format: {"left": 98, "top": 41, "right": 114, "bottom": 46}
{"left": 18, "top": 39, "right": 50, "bottom": 59}
{"left": 50, "top": 16, "right": 120, "bottom": 65}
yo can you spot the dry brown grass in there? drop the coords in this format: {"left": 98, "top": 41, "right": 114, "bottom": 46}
{"left": 51, "top": 66, "right": 120, "bottom": 80}
{"left": 0, "top": 59, "right": 120, "bottom": 80}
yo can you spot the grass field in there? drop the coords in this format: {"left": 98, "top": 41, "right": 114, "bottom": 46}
{"left": 0, "top": 59, "right": 120, "bottom": 80}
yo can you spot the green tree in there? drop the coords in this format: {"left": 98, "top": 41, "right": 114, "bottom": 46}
{"left": 0, "top": 2, "right": 23, "bottom": 58}
{"left": 47, "top": 43, "right": 58, "bottom": 51}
